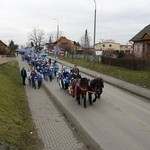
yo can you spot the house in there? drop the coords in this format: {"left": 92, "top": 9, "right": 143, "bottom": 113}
{"left": 130, "top": 24, "right": 150, "bottom": 58}
{"left": 54, "top": 37, "right": 75, "bottom": 48}
{"left": 0, "top": 40, "right": 9, "bottom": 55}
{"left": 95, "top": 40, "right": 120, "bottom": 51}
{"left": 0, "top": 40, "right": 7, "bottom": 48}
{"left": 53, "top": 36, "right": 81, "bottom": 53}
{"left": 95, "top": 39, "right": 133, "bottom": 52}
{"left": 120, "top": 44, "right": 133, "bottom": 53}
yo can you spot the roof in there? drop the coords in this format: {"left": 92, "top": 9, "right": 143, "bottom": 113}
{"left": 0, "top": 40, "right": 7, "bottom": 47}
{"left": 130, "top": 24, "right": 150, "bottom": 42}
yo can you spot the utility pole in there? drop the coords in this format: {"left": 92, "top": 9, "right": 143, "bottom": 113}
{"left": 93, "top": 0, "right": 97, "bottom": 52}
{"left": 53, "top": 18, "right": 59, "bottom": 41}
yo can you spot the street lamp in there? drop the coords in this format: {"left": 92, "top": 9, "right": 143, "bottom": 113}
{"left": 93, "top": 0, "right": 96, "bottom": 52}
{"left": 53, "top": 18, "right": 59, "bottom": 41}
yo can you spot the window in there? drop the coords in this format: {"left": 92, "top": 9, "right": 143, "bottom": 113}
{"left": 109, "top": 44, "right": 112, "bottom": 47}
{"left": 137, "top": 45, "right": 140, "bottom": 52}
{"left": 102, "top": 44, "right": 105, "bottom": 47}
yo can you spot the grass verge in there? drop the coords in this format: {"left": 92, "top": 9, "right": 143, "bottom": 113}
{"left": 58, "top": 56, "right": 150, "bottom": 89}
{"left": 0, "top": 61, "right": 38, "bottom": 149}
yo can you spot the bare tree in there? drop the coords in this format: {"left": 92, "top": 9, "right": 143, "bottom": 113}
{"left": 29, "top": 28, "right": 45, "bottom": 51}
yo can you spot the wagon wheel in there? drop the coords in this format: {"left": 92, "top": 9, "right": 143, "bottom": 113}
{"left": 59, "top": 78, "right": 64, "bottom": 89}
{"left": 68, "top": 84, "right": 72, "bottom": 95}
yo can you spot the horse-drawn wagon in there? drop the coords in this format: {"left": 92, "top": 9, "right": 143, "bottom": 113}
{"left": 58, "top": 67, "right": 104, "bottom": 108}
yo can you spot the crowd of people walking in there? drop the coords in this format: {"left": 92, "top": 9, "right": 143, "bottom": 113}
{"left": 19, "top": 50, "right": 104, "bottom": 108}
{"left": 20, "top": 52, "right": 59, "bottom": 89}
{"left": 19, "top": 50, "right": 82, "bottom": 90}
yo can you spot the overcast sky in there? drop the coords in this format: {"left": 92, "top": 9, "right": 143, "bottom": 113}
{"left": 0, "top": 0, "right": 150, "bottom": 45}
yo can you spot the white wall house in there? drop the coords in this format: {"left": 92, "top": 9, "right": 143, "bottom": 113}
{"left": 95, "top": 40, "right": 120, "bottom": 51}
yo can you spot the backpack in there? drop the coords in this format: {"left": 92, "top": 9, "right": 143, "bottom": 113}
{"left": 37, "top": 74, "right": 42, "bottom": 82}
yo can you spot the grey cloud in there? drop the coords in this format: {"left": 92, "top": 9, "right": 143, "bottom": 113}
{"left": 0, "top": 0, "right": 149, "bottom": 45}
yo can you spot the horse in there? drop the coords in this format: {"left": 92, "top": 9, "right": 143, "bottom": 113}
{"left": 88, "top": 77, "right": 104, "bottom": 103}
{"left": 75, "top": 77, "right": 89, "bottom": 108}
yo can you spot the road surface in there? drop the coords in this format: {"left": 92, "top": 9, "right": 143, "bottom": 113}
{"left": 44, "top": 64, "right": 150, "bottom": 150}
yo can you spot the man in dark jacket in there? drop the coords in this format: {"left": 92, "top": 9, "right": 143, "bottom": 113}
{"left": 37, "top": 72, "right": 43, "bottom": 89}
{"left": 30, "top": 68, "right": 37, "bottom": 89}
{"left": 72, "top": 64, "right": 80, "bottom": 78}
{"left": 20, "top": 67, "right": 27, "bottom": 85}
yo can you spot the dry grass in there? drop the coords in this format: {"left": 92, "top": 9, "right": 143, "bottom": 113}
{"left": 0, "top": 61, "right": 38, "bottom": 149}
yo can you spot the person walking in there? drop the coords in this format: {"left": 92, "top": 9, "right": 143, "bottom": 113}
{"left": 49, "top": 68, "right": 53, "bottom": 81}
{"left": 27, "top": 69, "right": 31, "bottom": 86}
{"left": 30, "top": 68, "right": 37, "bottom": 89}
{"left": 20, "top": 67, "right": 27, "bottom": 85}
{"left": 37, "top": 71, "right": 43, "bottom": 89}
{"left": 53, "top": 63, "right": 59, "bottom": 77}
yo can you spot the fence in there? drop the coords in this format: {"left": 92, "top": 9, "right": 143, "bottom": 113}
{"left": 0, "top": 55, "right": 7, "bottom": 58}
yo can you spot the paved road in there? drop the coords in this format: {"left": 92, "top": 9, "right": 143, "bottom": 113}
{"left": 42, "top": 60, "right": 150, "bottom": 150}
{"left": 16, "top": 56, "right": 88, "bottom": 150}
{"left": 44, "top": 77, "right": 150, "bottom": 150}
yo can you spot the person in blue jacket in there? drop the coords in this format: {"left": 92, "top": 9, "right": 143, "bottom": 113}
{"left": 63, "top": 76, "right": 70, "bottom": 90}
{"left": 53, "top": 63, "right": 59, "bottom": 77}
{"left": 37, "top": 71, "right": 43, "bottom": 89}
{"left": 49, "top": 68, "right": 53, "bottom": 81}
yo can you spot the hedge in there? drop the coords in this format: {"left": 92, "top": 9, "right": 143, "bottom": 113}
{"left": 101, "top": 57, "right": 150, "bottom": 71}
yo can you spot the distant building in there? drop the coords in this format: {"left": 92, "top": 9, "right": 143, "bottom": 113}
{"left": 95, "top": 39, "right": 133, "bottom": 53}
{"left": 54, "top": 37, "right": 74, "bottom": 48}
{"left": 53, "top": 36, "right": 81, "bottom": 53}
{"left": 130, "top": 24, "right": 150, "bottom": 58}
{"left": 95, "top": 39, "right": 120, "bottom": 51}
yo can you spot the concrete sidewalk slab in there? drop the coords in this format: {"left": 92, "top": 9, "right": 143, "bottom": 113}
{"left": 16, "top": 56, "right": 88, "bottom": 150}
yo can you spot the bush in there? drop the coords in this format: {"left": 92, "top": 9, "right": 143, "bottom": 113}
{"left": 101, "top": 56, "right": 150, "bottom": 71}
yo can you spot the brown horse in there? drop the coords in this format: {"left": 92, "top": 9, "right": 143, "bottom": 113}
{"left": 75, "top": 77, "right": 89, "bottom": 108}
{"left": 88, "top": 77, "right": 104, "bottom": 103}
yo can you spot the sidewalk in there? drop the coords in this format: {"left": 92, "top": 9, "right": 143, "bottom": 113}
{"left": 0, "top": 57, "right": 16, "bottom": 65}
{"left": 16, "top": 56, "right": 88, "bottom": 150}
